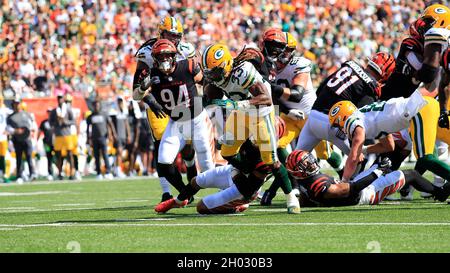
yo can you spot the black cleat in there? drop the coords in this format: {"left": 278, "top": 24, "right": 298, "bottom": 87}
{"left": 434, "top": 181, "right": 450, "bottom": 202}
{"left": 260, "top": 190, "right": 276, "bottom": 206}
{"left": 161, "top": 192, "right": 173, "bottom": 202}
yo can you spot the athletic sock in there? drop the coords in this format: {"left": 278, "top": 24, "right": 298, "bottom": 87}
{"left": 157, "top": 163, "right": 186, "bottom": 193}
{"left": 0, "top": 156, "right": 5, "bottom": 175}
{"left": 415, "top": 154, "right": 450, "bottom": 182}
{"left": 266, "top": 148, "right": 290, "bottom": 195}
{"left": 272, "top": 164, "right": 292, "bottom": 194}
{"left": 183, "top": 156, "right": 198, "bottom": 183}
{"left": 160, "top": 177, "right": 171, "bottom": 194}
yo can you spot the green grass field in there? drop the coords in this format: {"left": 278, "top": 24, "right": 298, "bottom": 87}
{"left": 0, "top": 172, "right": 449, "bottom": 253}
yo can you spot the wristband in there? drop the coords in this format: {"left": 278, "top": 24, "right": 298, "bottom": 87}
{"left": 236, "top": 100, "right": 251, "bottom": 110}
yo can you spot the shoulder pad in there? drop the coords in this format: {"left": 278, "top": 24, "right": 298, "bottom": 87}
{"left": 178, "top": 42, "right": 196, "bottom": 59}
{"left": 343, "top": 112, "right": 364, "bottom": 139}
{"left": 136, "top": 46, "right": 154, "bottom": 68}
{"left": 289, "top": 56, "right": 312, "bottom": 74}
{"left": 424, "top": 28, "right": 450, "bottom": 50}
{"left": 232, "top": 61, "right": 259, "bottom": 89}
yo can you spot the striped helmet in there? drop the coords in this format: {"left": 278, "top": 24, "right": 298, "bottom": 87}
{"left": 286, "top": 150, "right": 320, "bottom": 179}
{"left": 367, "top": 52, "right": 395, "bottom": 84}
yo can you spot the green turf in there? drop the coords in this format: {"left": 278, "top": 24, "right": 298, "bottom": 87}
{"left": 0, "top": 173, "right": 449, "bottom": 253}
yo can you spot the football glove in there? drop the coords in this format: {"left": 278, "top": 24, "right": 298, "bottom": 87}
{"left": 438, "top": 110, "right": 449, "bottom": 129}
{"left": 378, "top": 157, "right": 392, "bottom": 175}
{"left": 287, "top": 109, "right": 305, "bottom": 120}
{"left": 212, "top": 99, "right": 238, "bottom": 110}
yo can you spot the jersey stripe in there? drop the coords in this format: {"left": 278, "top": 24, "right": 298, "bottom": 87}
{"left": 242, "top": 66, "right": 256, "bottom": 89}
{"left": 344, "top": 116, "right": 358, "bottom": 137}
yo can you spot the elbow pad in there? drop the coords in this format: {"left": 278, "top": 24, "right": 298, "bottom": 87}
{"left": 416, "top": 63, "right": 439, "bottom": 84}
{"left": 270, "top": 84, "right": 284, "bottom": 98}
{"left": 288, "top": 85, "right": 305, "bottom": 102}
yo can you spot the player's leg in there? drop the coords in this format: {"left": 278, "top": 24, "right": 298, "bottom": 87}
{"left": 157, "top": 119, "right": 186, "bottom": 193}
{"left": 255, "top": 111, "right": 300, "bottom": 214}
{"left": 411, "top": 98, "right": 450, "bottom": 182}
{"left": 147, "top": 108, "right": 172, "bottom": 200}
{"left": 316, "top": 142, "right": 344, "bottom": 178}
{"left": 358, "top": 170, "right": 406, "bottom": 205}
{"left": 220, "top": 110, "right": 248, "bottom": 170}
{"left": 0, "top": 140, "right": 7, "bottom": 180}
{"left": 197, "top": 184, "right": 244, "bottom": 214}
{"left": 190, "top": 110, "right": 215, "bottom": 172}
{"left": 402, "top": 169, "right": 450, "bottom": 202}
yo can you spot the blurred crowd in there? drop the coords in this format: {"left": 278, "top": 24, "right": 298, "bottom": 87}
{"left": 0, "top": 0, "right": 443, "bottom": 100}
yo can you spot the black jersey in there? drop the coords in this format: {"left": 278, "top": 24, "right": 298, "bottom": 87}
{"left": 312, "top": 61, "right": 380, "bottom": 114}
{"left": 299, "top": 173, "right": 360, "bottom": 207}
{"left": 381, "top": 37, "right": 424, "bottom": 100}
{"left": 150, "top": 59, "right": 202, "bottom": 121}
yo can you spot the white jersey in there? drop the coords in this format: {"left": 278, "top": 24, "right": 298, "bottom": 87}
{"left": 0, "top": 107, "right": 12, "bottom": 141}
{"left": 136, "top": 39, "right": 195, "bottom": 69}
{"left": 344, "top": 90, "right": 427, "bottom": 140}
{"left": 68, "top": 107, "right": 80, "bottom": 135}
{"left": 214, "top": 61, "right": 273, "bottom": 117}
{"left": 424, "top": 27, "right": 450, "bottom": 53}
{"left": 274, "top": 56, "right": 315, "bottom": 114}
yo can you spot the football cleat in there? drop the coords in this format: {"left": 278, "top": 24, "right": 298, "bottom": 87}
{"left": 234, "top": 204, "right": 249, "bottom": 213}
{"left": 154, "top": 198, "right": 188, "bottom": 214}
{"left": 433, "top": 181, "right": 450, "bottom": 202}
{"left": 286, "top": 192, "right": 301, "bottom": 214}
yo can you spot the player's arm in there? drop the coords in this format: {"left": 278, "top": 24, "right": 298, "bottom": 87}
{"left": 132, "top": 61, "right": 152, "bottom": 101}
{"left": 343, "top": 126, "right": 365, "bottom": 182}
{"left": 364, "top": 134, "right": 395, "bottom": 155}
{"left": 248, "top": 81, "right": 273, "bottom": 107}
{"left": 438, "top": 68, "right": 450, "bottom": 128}
{"left": 416, "top": 43, "right": 441, "bottom": 84}
{"left": 106, "top": 116, "right": 117, "bottom": 141}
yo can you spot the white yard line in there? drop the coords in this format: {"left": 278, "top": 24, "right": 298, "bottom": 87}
{"left": 53, "top": 203, "right": 96, "bottom": 207}
{"left": 0, "top": 222, "right": 450, "bottom": 228}
{"left": 0, "top": 191, "right": 69, "bottom": 197}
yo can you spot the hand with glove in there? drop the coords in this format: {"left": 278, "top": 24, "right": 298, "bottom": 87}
{"left": 287, "top": 109, "right": 305, "bottom": 120}
{"left": 438, "top": 110, "right": 449, "bottom": 129}
{"left": 133, "top": 75, "right": 153, "bottom": 101}
{"left": 212, "top": 99, "right": 238, "bottom": 110}
{"left": 377, "top": 157, "right": 392, "bottom": 175}
{"left": 143, "top": 94, "right": 166, "bottom": 119}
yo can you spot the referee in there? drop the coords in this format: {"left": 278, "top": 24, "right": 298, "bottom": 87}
{"left": 6, "top": 98, "right": 35, "bottom": 182}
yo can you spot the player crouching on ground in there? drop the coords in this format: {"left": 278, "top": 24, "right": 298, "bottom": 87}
{"left": 286, "top": 150, "right": 450, "bottom": 207}
{"left": 154, "top": 118, "right": 287, "bottom": 214}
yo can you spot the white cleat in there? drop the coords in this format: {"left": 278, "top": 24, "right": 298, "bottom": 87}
{"left": 96, "top": 174, "right": 104, "bottom": 180}
{"left": 47, "top": 175, "right": 54, "bottom": 181}
{"left": 286, "top": 192, "right": 301, "bottom": 214}
{"left": 104, "top": 173, "right": 114, "bottom": 180}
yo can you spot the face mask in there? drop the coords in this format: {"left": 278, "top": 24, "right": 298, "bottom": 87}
{"left": 159, "top": 60, "right": 172, "bottom": 73}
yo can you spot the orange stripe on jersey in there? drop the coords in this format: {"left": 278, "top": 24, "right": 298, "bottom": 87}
{"left": 311, "top": 177, "right": 328, "bottom": 194}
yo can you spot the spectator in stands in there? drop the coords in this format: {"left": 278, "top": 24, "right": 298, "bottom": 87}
{"left": 6, "top": 98, "right": 36, "bottom": 182}
{"left": 86, "top": 100, "right": 116, "bottom": 180}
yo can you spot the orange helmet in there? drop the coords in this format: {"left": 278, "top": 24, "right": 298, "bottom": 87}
{"left": 286, "top": 150, "right": 320, "bottom": 179}
{"left": 367, "top": 52, "right": 396, "bottom": 84}
{"left": 261, "top": 28, "right": 287, "bottom": 62}
{"left": 151, "top": 39, "right": 178, "bottom": 74}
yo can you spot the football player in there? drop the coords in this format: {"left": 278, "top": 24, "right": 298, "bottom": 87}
{"left": 201, "top": 43, "right": 301, "bottom": 214}
{"left": 0, "top": 94, "right": 12, "bottom": 181}
{"left": 139, "top": 39, "right": 214, "bottom": 202}
{"left": 286, "top": 150, "right": 450, "bottom": 207}
{"left": 154, "top": 118, "right": 286, "bottom": 214}
{"left": 260, "top": 31, "right": 343, "bottom": 205}
{"left": 295, "top": 52, "right": 395, "bottom": 170}
{"left": 132, "top": 16, "right": 199, "bottom": 201}
{"left": 379, "top": 5, "right": 450, "bottom": 190}
{"left": 328, "top": 90, "right": 429, "bottom": 181}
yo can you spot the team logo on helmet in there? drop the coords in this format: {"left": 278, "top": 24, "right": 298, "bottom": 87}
{"left": 330, "top": 106, "right": 340, "bottom": 117}
{"left": 435, "top": 7, "right": 447, "bottom": 14}
{"left": 214, "top": 49, "right": 224, "bottom": 60}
